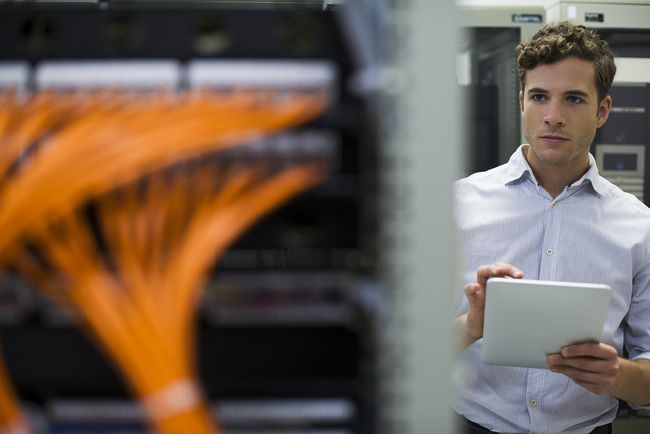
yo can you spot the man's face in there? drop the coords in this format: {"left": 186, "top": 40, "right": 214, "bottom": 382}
{"left": 519, "top": 57, "right": 611, "bottom": 172}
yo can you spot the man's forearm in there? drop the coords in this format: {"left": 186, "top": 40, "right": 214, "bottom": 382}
{"left": 610, "top": 358, "right": 650, "bottom": 405}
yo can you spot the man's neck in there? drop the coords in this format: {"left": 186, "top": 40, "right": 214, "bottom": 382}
{"left": 522, "top": 146, "right": 590, "bottom": 198}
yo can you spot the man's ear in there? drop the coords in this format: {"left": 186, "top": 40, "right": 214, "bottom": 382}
{"left": 519, "top": 90, "right": 524, "bottom": 114}
{"left": 597, "top": 95, "right": 612, "bottom": 128}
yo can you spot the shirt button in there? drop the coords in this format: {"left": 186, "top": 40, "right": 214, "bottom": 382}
{"left": 545, "top": 248, "right": 553, "bottom": 256}
{"left": 530, "top": 399, "right": 537, "bottom": 407}
{"left": 551, "top": 202, "right": 557, "bottom": 208}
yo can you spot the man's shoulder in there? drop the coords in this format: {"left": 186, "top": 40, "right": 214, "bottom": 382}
{"left": 596, "top": 175, "right": 650, "bottom": 218}
{"left": 455, "top": 163, "right": 515, "bottom": 193}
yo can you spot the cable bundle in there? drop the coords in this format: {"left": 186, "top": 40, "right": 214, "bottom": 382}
{"left": 0, "top": 88, "right": 329, "bottom": 433}
{"left": 0, "top": 89, "right": 327, "bottom": 262}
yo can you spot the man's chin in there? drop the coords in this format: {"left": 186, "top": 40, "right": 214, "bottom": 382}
{"left": 531, "top": 149, "right": 568, "bottom": 165}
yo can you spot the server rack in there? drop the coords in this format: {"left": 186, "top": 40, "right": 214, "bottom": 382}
{"left": 457, "top": 4, "right": 545, "bottom": 174}
{"left": 0, "top": 2, "right": 382, "bottom": 433}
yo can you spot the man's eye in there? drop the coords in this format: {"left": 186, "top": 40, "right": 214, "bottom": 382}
{"left": 531, "top": 94, "right": 546, "bottom": 102}
{"left": 567, "top": 95, "right": 583, "bottom": 104}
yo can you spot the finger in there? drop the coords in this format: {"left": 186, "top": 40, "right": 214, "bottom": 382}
{"left": 547, "top": 352, "right": 620, "bottom": 383}
{"left": 561, "top": 343, "right": 618, "bottom": 360}
{"left": 494, "top": 262, "right": 524, "bottom": 274}
{"left": 550, "top": 365, "right": 616, "bottom": 387}
{"left": 552, "top": 366, "right": 616, "bottom": 395}
{"left": 546, "top": 353, "right": 563, "bottom": 366}
{"left": 464, "top": 282, "right": 479, "bottom": 297}
{"left": 476, "top": 263, "right": 524, "bottom": 288}
{"left": 464, "top": 283, "right": 485, "bottom": 308}
{"left": 548, "top": 357, "right": 618, "bottom": 376}
{"left": 464, "top": 282, "right": 482, "bottom": 298}
{"left": 573, "top": 379, "right": 610, "bottom": 395}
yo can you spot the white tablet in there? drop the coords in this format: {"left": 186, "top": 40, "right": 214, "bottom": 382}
{"left": 481, "top": 277, "right": 612, "bottom": 369}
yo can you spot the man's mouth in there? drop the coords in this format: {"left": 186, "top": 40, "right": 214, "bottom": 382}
{"left": 540, "top": 135, "right": 569, "bottom": 143}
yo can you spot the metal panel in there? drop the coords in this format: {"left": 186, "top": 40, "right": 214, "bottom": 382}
{"left": 380, "top": 1, "right": 460, "bottom": 433}
{"left": 546, "top": 1, "right": 650, "bottom": 29}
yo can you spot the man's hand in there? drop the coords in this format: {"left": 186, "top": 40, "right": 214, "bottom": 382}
{"left": 546, "top": 342, "right": 619, "bottom": 395}
{"left": 456, "top": 262, "right": 523, "bottom": 351}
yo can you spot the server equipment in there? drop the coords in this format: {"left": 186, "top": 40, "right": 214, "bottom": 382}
{"left": 0, "top": 1, "right": 382, "bottom": 433}
{"left": 458, "top": 3, "right": 545, "bottom": 173}
{"left": 547, "top": 1, "right": 650, "bottom": 206}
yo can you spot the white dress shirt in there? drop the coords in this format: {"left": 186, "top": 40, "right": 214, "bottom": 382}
{"left": 454, "top": 145, "right": 650, "bottom": 434}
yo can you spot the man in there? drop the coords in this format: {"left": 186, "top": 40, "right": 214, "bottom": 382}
{"left": 454, "top": 21, "right": 650, "bottom": 434}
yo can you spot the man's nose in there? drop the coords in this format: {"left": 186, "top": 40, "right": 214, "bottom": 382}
{"left": 543, "top": 101, "right": 566, "bottom": 126}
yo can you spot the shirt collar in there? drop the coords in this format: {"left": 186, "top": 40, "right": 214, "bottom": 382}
{"left": 504, "top": 144, "right": 608, "bottom": 196}
{"left": 503, "top": 145, "right": 535, "bottom": 184}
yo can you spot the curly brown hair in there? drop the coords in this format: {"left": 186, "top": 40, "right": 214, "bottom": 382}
{"left": 516, "top": 21, "right": 616, "bottom": 102}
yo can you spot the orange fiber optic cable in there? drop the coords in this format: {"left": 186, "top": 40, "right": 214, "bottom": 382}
{"left": 12, "top": 157, "right": 326, "bottom": 434}
{"left": 2, "top": 87, "right": 329, "bottom": 434}
{"left": 0, "top": 90, "right": 76, "bottom": 434}
{"left": 0, "top": 89, "right": 328, "bottom": 263}
{"left": 0, "top": 345, "right": 30, "bottom": 434}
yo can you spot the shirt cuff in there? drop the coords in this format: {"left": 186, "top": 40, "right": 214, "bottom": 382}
{"left": 630, "top": 352, "right": 650, "bottom": 362}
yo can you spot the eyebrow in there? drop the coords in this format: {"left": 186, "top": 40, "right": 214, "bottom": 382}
{"left": 526, "top": 87, "right": 590, "bottom": 98}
